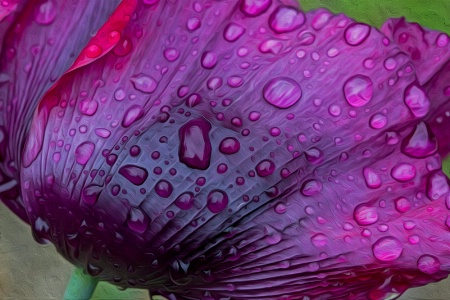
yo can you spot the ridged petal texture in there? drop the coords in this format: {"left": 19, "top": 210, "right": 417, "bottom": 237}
{"left": 4, "top": 0, "right": 450, "bottom": 299}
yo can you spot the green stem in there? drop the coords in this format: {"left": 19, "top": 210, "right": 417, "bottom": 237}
{"left": 63, "top": 268, "right": 98, "bottom": 300}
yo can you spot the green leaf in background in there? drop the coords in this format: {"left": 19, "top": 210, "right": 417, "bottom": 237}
{"left": 87, "top": 1, "right": 450, "bottom": 299}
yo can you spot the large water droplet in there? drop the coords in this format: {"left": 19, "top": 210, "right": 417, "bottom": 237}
{"left": 79, "top": 99, "right": 98, "bottom": 116}
{"left": 155, "top": 179, "right": 173, "bottom": 198}
{"left": 179, "top": 118, "right": 212, "bottom": 170}
{"left": 256, "top": 159, "right": 275, "bottom": 177}
{"left": 354, "top": 204, "right": 378, "bottom": 225}
{"left": 207, "top": 190, "right": 228, "bottom": 213}
{"left": 363, "top": 167, "right": 382, "bottom": 189}
{"left": 401, "top": 122, "right": 437, "bottom": 158}
{"left": 391, "top": 163, "right": 416, "bottom": 182}
{"left": 268, "top": 6, "right": 305, "bottom": 33}
{"left": 344, "top": 23, "right": 371, "bottom": 46}
{"left": 119, "top": 165, "right": 148, "bottom": 186}
{"left": 224, "top": 23, "right": 245, "bottom": 42}
{"left": 164, "top": 48, "right": 180, "bottom": 62}
{"left": 311, "top": 234, "right": 328, "bottom": 247}
{"left": 130, "top": 74, "right": 158, "bottom": 93}
{"left": 187, "top": 17, "right": 201, "bottom": 31}
{"left": 427, "top": 171, "right": 449, "bottom": 201}
{"left": 35, "top": 0, "right": 56, "bottom": 25}
{"left": 263, "top": 77, "right": 302, "bottom": 109}
{"left": 240, "top": 0, "right": 271, "bottom": 17}
{"left": 127, "top": 207, "right": 149, "bottom": 234}
{"left": 201, "top": 51, "right": 218, "bottom": 69}
{"left": 369, "top": 113, "right": 387, "bottom": 129}
{"left": 404, "top": 84, "right": 430, "bottom": 118}
{"left": 75, "top": 142, "right": 95, "bottom": 165}
{"left": 417, "top": 255, "right": 441, "bottom": 274}
{"left": 395, "top": 197, "right": 411, "bottom": 213}
{"left": 344, "top": 75, "right": 373, "bottom": 107}
{"left": 372, "top": 237, "right": 403, "bottom": 261}
{"left": 122, "top": 105, "right": 144, "bottom": 128}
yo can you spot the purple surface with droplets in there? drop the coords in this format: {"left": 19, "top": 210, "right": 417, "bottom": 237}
{"left": 0, "top": 0, "right": 449, "bottom": 299}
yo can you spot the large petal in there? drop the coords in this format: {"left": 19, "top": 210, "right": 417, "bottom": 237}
{"left": 20, "top": 0, "right": 450, "bottom": 299}
{"left": 0, "top": 0, "right": 120, "bottom": 222}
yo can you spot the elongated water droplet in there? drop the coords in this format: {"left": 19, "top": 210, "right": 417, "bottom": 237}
{"left": 263, "top": 77, "right": 302, "bottom": 109}
{"left": 130, "top": 74, "right": 158, "bottom": 93}
{"left": 127, "top": 207, "right": 149, "bottom": 234}
{"left": 122, "top": 105, "right": 144, "bottom": 128}
{"left": 75, "top": 142, "right": 95, "bottom": 165}
{"left": 179, "top": 118, "right": 212, "bottom": 170}
{"left": 119, "top": 165, "right": 148, "bottom": 186}
{"left": 404, "top": 84, "right": 430, "bottom": 118}
{"left": 391, "top": 163, "right": 416, "bottom": 182}
{"left": 363, "top": 167, "right": 381, "bottom": 189}
{"left": 401, "top": 122, "right": 437, "bottom": 158}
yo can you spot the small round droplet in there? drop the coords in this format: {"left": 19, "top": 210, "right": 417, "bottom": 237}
{"left": 344, "top": 23, "right": 371, "bottom": 46}
{"left": 155, "top": 180, "right": 173, "bottom": 198}
{"left": 164, "top": 48, "right": 180, "bottom": 62}
{"left": 391, "top": 163, "right": 416, "bottom": 182}
{"left": 201, "top": 51, "right": 218, "bottom": 69}
{"left": 263, "top": 77, "right": 302, "bottom": 109}
{"left": 311, "top": 234, "right": 328, "bottom": 247}
{"left": 436, "top": 33, "right": 449, "bottom": 48}
{"left": 417, "top": 255, "right": 440, "bottom": 274}
{"left": 240, "top": 0, "right": 271, "bottom": 17}
{"left": 274, "top": 203, "right": 286, "bottom": 214}
{"left": 256, "top": 159, "right": 275, "bottom": 177}
{"left": 219, "top": 137, "right": 240, "bottom": 154}
{"left": 344, "top": 75, "right": 373, "bottom": 107}
{"left": 75, "top": 142, "right": 95, "bottom": 165}
{"left": 369, "top": 113, "right": 387, "bottom": 129}
{"left": 328, "top": 104, "right": 341, "bottom": 116}
{"left": 372, "top": 237, "right": 403, "bottom": 261}
{"left": 207, "top": 190, "right": 228, "bottom": 213}
{"left": 300, "top": 180, "right": 322, "bottom": 196}
{"left": 175, "top": 192, "right": 195, "bottom": 210}
{"left": 249, "top": 111, "right": 261, "bottom": 121}
{"left": 268, "top": 6, "right": 305, "bottom": 33}
{"left": 187, "top": 17, "right": 201, "bottom": 31}
{"left": 363, "top": 167, "right": 381, "bottom": 189}
{"left": 224, "top": 23, "right": 245, "bottom": 42}
{"left": 130, "top": 74, "right": 158, "bottom": 93}
{"left": 395, "top": 197, "right": 411, "bottom": 213}
{"left": 354, "top": 204, "right": 378, "bottom": 225}
{"left": 404, "top": 84, "right": 430, "bottom": 118}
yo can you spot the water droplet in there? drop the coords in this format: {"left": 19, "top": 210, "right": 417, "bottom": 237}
{"left": 436, "top": 33, "right": 449, "bottom": 47}
{"left": 155, "top": 179, "right": 173, "bottom": 198}
{"left": 263, "top": 77, "right": 302, "bottom": 109}
{"left": 75, "top": 142, "right": 95, "bottom": 165}
{"left": 256, "top": 159, "right": 275, "bottom": 177}
{"left": 401, "top": 122, "right": 437, "bottom": 158}
{"left": 114, "top": 88, "right": 126, "bottom": 101}
{"left": 217, "top": 163, "right": 228, "bottom": 174}
{"left": 417, "top": 255, "right": 440, "bottom": 274}
{"left": 344, "top": 23, "right": 371, "bottom": 46}
{"left": 207, "top": 77, "right": 223, "bottom": 90}
{"left": 86, "top": 44, "right": 102, "bottom": 58}
{"left": 409, "top": 235, "right": 420, "bottom": 245}
{"left": 268, "top": 6, "right": 305, "bottom": 33}
{"left": 129, "top": 145, "right": 141, "bottom": 157}
{"left": 328, "top": 104, "right": 341, "bottom": 116}
{"left": 87, "top": 263, "right": 103, "bottom": 276}
{"left": 395, "top": 197, "right": 411, "bottom": 213}
{"left": 35, "top": 0, "right": 56, "bottom": 25}
{"left": 122, "top": 105, "right": 144, "bottom": 127}
{"left": 384, "top": 57, "right": 397, "bottom": 70}
{"left": 119, "top": 165, "right": 148, "bottom": 185}
{"left": 427, "top": 171, "right": 449, "bottom": 201}
{"left": 179, "top": 118, "right": 212, "bottom": 170}
{"left": 95, "top": 128, "right": 111, "bottom": 138}
{"left": 187, "top": 17, "right": 201, "bottom": 31}
{"left": 82, "top": 184, "right": 102, "bottom": 205}
{"left": 404, "top": 84, "right": 430, "bottom": 118}
{"left": 369, "top": 113, "right": 387, "bottom": 129}
{"left": 305, "top": 147, "right": 324, "bottom": 164}
{"left": 372, "top": 237, "right": 403, "bottom": 261}
{"left": 164, "top": 48, "right": 180, "bottom": 62}
{"left": 300, "top": 179, "right": 322, "bottom": 196}
{"left": 311, "top": 234, "right": 328, "bottom": 247}
{"left": 219, "top": 137, "right": 240, "bottom": 154}
{"left": 248, "top": 111, "right": 261, "bottom": 121}
{"left": 130, "top": 74, "right": 158, "bottom": 93}
{"left": 269, "top": 127, "right": 281, "bottom": 137}
{"left": 227, "top": 76, "right": 243, "bottom": 87}
{"left": 240, "top": 0, "right": 271, "bottom": 17}
{"left": 363, "top": 167, "right": 381, "bottom": 189}
{"left": 224, "top": 23, "right": 245, "bottom": 42}
{"left": 79, "top": 99, "right": 98, "bottom": 116}
{"left": 354, "top": 204, "right": 378, "bottom": 225}
{"left": 274, "top": 202, "right": 286, "bottom": 214}
{"left": 113, "top": 38, "right": 133, "bottom": 56}
{"left": 185, "top": 93, "right": 201, "bottom": 108}
{"left": 201, "top": 51, "right": 218, "bottom": 69}
{"left": 391, "top": 163, "right": 416, "bottom": 182}
{"left": 174, "top": 192, "right": 194, "bottom": 210}
{"left": 344, "top": 75, "right": 373, "bottom": 107}
{"left": 127, "top": 207, "right": 149, "bottom": 234}
{"left": 207, "top": 190, "right": 228, "bottom": 213}
{"left": 403, "top": 220, "right": 416, "bottom": 230}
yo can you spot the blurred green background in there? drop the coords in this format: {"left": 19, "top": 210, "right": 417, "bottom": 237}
{"left": 0, "top": 1, "right": 449, "bottom": 299}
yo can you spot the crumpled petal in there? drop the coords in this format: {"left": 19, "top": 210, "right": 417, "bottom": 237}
{"left": 16, "top": 0, "right": 450, "bottom": 299}
{"left": 0, "top": 0, "right": 120, "bottom": 223}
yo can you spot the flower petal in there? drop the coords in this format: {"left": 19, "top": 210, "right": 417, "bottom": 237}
{"left": 18, "top": 0, "right": 450, "bottom": 298}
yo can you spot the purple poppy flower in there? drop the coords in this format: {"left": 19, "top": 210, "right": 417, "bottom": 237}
{"left": 1, "top": 0, "right": 450, "bottom": 299}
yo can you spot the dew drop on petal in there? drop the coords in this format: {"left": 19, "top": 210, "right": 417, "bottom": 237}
{"left": 311, "top": 234, "right": 328, "bottom": 247}
{"left": 404, "top": 84, "right": 430, "bottom": 118}
{"left": 122, "top": 105, "right": 144, "bottom": 128}
{"left": 401, "top": 122, "right": 437, "bottom": 158}
{"left": 187, "top": 17, "right": 201, "bottom": 31}
{"left": 224, "top": 23, "right": 245, "bottom": 42}
{"left": 119, "top": 165, "right": 148, "bottom": 186}
{"left": 395, "top": 197, "right": 411, "bottom": 213}
{"left": 75, "top": 142, "right": 95, "bottom": 165}
{"left": 163, "top": 48, "right": 180, "bottom": 62}
{"left": 175, "top": 192, "right": 195, "bottom": 210}
{"left": 427, "top": 171, "right": 450, "bottom": 201}
{"left": 130, "top": 74, "right": 158, "bottom": 93}
{"left": 219, "top": 137, "right": 240, "bottom": 154}
{"left": 344, "top": 23, "right": 371, "bottom": 46}
{"left": 391, "top": 163, "right": 416, "bottom": 182}
{"left": 372, "top": 237, "right": 403, "bottom": 261}
{"left": 240, "top": 0, "right": 272, "bottom": 17}
{"left": 344, "top": 75, "right": 373, "bottom": 107}
{"left": 179, "top": 118, "right": 212, "bottom": 170}
{"left": 417, "top": 255, "right": 441, "bottom": 274}
{"left": 155, "top": 180, "right": 173, "bottom": 198}
{"left": 263, "top": 77, "right": 301, "bottom": 109}
{"left": 354, "top": 204, "right": 378, "bottom": 225}
{"left": 256, "top": 159, "right": 275, "bottom": 177}
{"left": 207, "top": 190, "right": 228, "bottom": 213}
{"left": 268, "top": 6, "right": 305, "bottom": 33}
{"left": 369, "top": 113, "right": 387, "bottom": 129}
{"left": 127, "top": 207, "right": 149, "bottom": 234}
{"left": 300, "top": 180, "right": 322, "bottom": 196}
{"left": 201, "top": 51, "right": 218, "bottom": 69}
